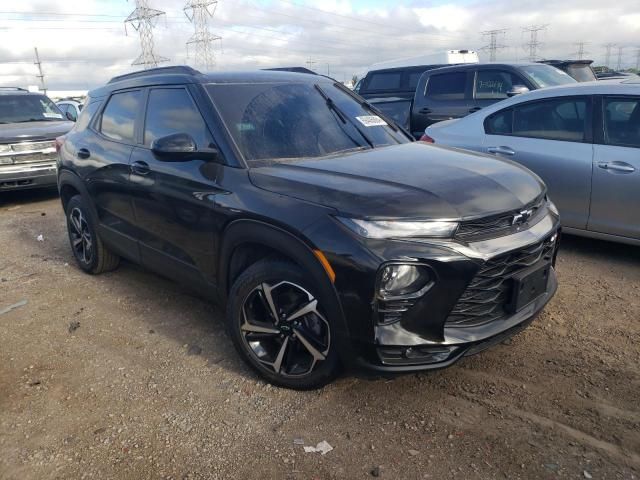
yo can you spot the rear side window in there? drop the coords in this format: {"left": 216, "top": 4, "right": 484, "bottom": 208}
{"left": 512, "top": 98, "right": 588, "bottom": 142}
{"left": 144, "top": 88, "right": 212, "bottom": 148}
{"left": 75, "top": 100, "right": 101, "bottom": 131}
{"left": 604, "top": 97, "right": 640, "bottom": 148}
{"left": 475, "top": 70, "right": 522, "bottom": 100}
{"left": 100, "top": 90, "right": 141, "bottom": 142}
{"left": 408, "top": 72, "right": 423, "bottom": 90}
{"left": 485, "top": 109, "right": 513, "bottom": 134}
{"left": 366, "top": 72, "right": 401, "bottom": 91}
{"left": 425, "top": 72, "right": 466, "bottom": 100}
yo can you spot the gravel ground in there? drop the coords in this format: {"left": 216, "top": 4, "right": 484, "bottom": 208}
{"left": 0, "top": 188, "right": 639, "bottom": 480}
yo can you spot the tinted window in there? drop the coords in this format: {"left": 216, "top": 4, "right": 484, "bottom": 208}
{"left": 566, "top": 65, "right": 596, "bottom": 82}
{"left": 604, "top": 97, "right": 640, "bottom": 148}
{"left": 485, "top": 109, "right": 513, "bottom": 134}
{"left": 64, "top": 104, "right": 78, "bottom": 121}
{"left": 475, "top": 70, "right": 522, "bottom": 99}
{"left": 144, "top": 88, "right": 211, "bottom": 148}
{"left": 518, "top": 65, "right": 576, "bottom": 88}
{"left": 513, "top": 98, "right": 587, "bottom": 142}
{"left": 425, "top": 72, "right": 466, "bottom": 100}
{"left": 207, "top": 81, "right": 408, "bottom": 164}
{"left": 367, "top": 72, "right": 402, "bottom": 91}
{"left": 76, "top": 100, "right": 102, "bottom": 131}
{"left": 408, "top": 72, "right": 423, "bottom": 90}
{"left": 100, "top": 90, "right": 141, "bottom": 142}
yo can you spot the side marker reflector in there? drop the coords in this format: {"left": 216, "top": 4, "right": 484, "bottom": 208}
{"left": 313, "top": 249, "right": 336, "bottom": 284}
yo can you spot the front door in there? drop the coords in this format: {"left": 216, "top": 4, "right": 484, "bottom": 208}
{"left": 129, "top": 86, "right": 225, "bottom": 287}
{"left": 589, "top": 96, "right": 640, "bottom": 239}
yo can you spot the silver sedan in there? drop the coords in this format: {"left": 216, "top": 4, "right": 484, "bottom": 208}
{"left": 423, "top": 79, "right": 640, "bottom": 246}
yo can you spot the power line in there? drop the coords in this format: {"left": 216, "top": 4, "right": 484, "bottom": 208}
{"left": 604, "top": 43, "right": 616, "bottom": 70}
{"left": 480, "top": 29, "right": 507, "bottom": 62}
{"left": 184, "top": 0, "right": 221, "bottom": 70}
{"left": 616, "top": 45, "right": 624, "bottom": 70}
{"left": 125, "top": 0, "right": 169, "bottom": 68}
{"left": 522, "top": 24, "right": 548, "bottom": 61}
{"left": 33, "top": 47, "right": 46, "bottom": 93}
{"left": 572, "top": 41, "right": 589, "bottom": 60}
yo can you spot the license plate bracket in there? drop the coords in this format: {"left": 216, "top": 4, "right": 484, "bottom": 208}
{"left": 507, "top": 262, "right": 551, "bottom": 313}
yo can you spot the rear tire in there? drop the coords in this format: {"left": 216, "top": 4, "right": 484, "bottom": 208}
{"left": 226, "top": 259, "right": 340, "bottom": 389}
{"left": 65, "top": 195, "right": 119, "bottom": 274}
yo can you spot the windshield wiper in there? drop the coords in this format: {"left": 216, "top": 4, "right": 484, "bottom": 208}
{"left": 314, "top": 84, "right": 374, "bottom": 149}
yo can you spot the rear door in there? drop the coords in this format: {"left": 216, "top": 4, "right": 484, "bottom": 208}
{"left": 83, "top": 89, "right": 142, "bottom": 256}
{"left": 482, "top": 96, "right": 593, "bottom": 229}
{"left": 588, "top": 95, "right": 640, "bottom": 239}
{"left": 411, "top": 70, "right": 471, "bottom": 138}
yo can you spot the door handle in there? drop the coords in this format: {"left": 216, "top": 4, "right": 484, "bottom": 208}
{"left": 597, "top": 161, "right": 635, "bottom": 173}
{"left": 469, "top": 106, "right": 482, "bottom": 113}
{"left": 418, "top": 107, "right": 431, "bottom": 114}
{"left": 487, "top": 146, "right": 515, "bottom": 156}
{"left": 77, "top": 148, "right": 90, "bottom": 159}
{"left": 130, "top": 160, "right": 151, "bottom": 175}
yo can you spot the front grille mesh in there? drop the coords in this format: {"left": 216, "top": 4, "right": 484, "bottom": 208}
{"left": 446, "top": 236, "right": 556, "bottom": 327}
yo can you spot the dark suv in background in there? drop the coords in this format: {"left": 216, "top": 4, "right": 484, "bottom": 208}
{"left": 57, "top": 66, "right": 560, "bottom": 389}
{"left": 410, "top": 62, "right": 577, "bottom": 138}
{"left": 0, "top": 87, "right": 73, "bottom": 191}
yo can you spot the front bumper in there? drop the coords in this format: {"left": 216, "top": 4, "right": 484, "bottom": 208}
{"left": 0, "top": 162, "right": 57, "bottom": 190}
{"left": 348, "top": 211, "right": 560, "bottom": 373}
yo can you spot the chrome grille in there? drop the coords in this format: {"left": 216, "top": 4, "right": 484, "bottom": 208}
{"left": 446, "top": 235, "right": 556, "bottom": 327}
{"left": 11, "top": 141, "right": 55, "bottom": 152}
{"left": 455, "top": 197, "right": 546, "bottom": 242}
{"left": 0, "top": 140, "right": 56, "bottom": 165}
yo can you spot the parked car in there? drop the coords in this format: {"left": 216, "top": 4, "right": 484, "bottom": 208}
{"left": 57, "top": 66, "right": 560, "bottom": 389}
{"left": 408, "top": 62, "right": 578, "bottom": 138}
{"left": 56, "top": 99, "right": 84, "bottom": 122}
{"left": 423, "top": 79, "right": 640, "bottom": 245}
{"left": 0, "top": 87, "right": 73, "bottom": 191}
{"left": 538, "top": 59, "right": 597, "bottom": 82}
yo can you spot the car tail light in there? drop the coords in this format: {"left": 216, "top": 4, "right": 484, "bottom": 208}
{"left": 55, "top": 136, "right": 65, "bottom": 153}
{"left": 419, "top": 133, "right": 435, "bottom": 143}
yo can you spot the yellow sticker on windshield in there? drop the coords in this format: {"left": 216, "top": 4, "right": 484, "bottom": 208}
{"left": 355, "top": 115, "right": 387, "bottom": 127}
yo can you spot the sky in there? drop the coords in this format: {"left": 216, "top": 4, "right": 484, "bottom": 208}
{"left": 0, "top": 0, "right": 639, "bottom": 90}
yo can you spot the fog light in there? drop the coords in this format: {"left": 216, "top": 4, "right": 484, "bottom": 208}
{"left": 378, "top": 264, "right": 432, "bottom": 299}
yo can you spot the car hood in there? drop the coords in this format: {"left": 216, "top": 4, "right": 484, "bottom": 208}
{"left": 249, "top": 143, "right": 545, "bottom": 220}
{"left": 0, "top": 120, "right": 74, "bottom": 143}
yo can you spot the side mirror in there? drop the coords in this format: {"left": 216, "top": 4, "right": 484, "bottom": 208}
{"left": 151, "top": 133, "right": 198, "bottom": 160}
{"left": 65, "top": 111, "right": 76, "bottom": 122}
{"left": 507, "top": 85, "right": 530, "bottom": 97}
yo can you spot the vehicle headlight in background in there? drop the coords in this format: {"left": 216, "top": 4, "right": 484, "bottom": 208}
{"left": 378, "top": 264, "right": 433, "bottom": 298}
{"left": 337, "top": 217, "right": 458, "bottom": 239}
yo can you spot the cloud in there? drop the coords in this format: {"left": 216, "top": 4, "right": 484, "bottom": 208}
{"left": 0, "top": 0, "right": 638, "bottom": 91}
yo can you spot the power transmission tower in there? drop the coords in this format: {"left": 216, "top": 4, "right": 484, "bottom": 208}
{"left": 604, "top": 43, "right": 616, "bottom": 70}
{"left": 480, "top": 29, "right": 507, "bottom": 61}
{"left": 33, "top": 47, "right": 46, "bottom": 94}
{"left": 616, "top": 45, "right": 625, "bottom": 71}
{"left": 522, "top": 24, "right": 548, "bottom": 61}
{"left": 184, "top": 0, "right": 222, "bottom": 70}
{"left": 305, "top": 58, "right": 316, "bottom": 71}
{"left": 572, "top": 42, "right": 589, "bottom": 60}
{"left": 635, "top": 48, "right": 640, "bottom": 71}
{"left": 125, "top": 0, "right": 168, "bottom": 68}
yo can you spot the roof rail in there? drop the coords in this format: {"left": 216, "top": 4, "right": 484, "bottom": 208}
{"left": 107, "top": 66, "right": 202, "bottom": 85}
{"left": 0, "top": 87, "right": 28, "bottom": 91}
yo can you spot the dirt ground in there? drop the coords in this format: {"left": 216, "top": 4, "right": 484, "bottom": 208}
{"left": 0, "top": 188, "right": 638, "bottom": 480}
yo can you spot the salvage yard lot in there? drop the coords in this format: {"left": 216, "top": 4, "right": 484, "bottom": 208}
{"left": 1, "top": 189, "right": 639, "bottom": 480}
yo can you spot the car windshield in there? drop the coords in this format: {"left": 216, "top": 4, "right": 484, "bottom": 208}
{"left": 518, "top": 65, "right": 577, "bottom": 88}
{"left": 0, "top": 94, "right": 65, "bottom": 124}
{"left": 206, "top": 81, "right": 408, "bottom": 165}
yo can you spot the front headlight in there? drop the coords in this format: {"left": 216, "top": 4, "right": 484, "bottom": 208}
{"left": 0, "top": 144, "right": 11, "bottom": 153}
{"left": 378, "top": 264, "right": 432, "bottom": 298}
{"left": 337, "top": 217, "right": 458, "bottom": 239}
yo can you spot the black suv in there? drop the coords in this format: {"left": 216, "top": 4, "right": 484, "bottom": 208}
{"left": 0, "top": 87, "right": 73, "bottom": 191}
{"left": 411, "top": 63, "right": 577, "bottom": 137}
{"left": 57, "top": 66, "right": 560, "bottom": 389}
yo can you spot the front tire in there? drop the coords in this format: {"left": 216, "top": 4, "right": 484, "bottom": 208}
{"left": 226, "top": 259, "right": 340, "bottom": 389}
{"left": 65, "top": 195, "right": 119, "bottom": 274}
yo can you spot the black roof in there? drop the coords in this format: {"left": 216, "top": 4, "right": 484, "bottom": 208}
{"left": 90, "top": 65, "right": 328, "bottom": 97}
{"left": 539, "top": 59, "right": 593, "bottom": 67}
{"left": 0, "top": 87, "right": 47, "bottom": 96}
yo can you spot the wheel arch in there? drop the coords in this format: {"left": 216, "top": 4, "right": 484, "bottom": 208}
{"left": 57, "top": 169, "right": 97, "bottom": 219}
{"left": 218, "top": 219, "right": 349, "bottom": 341}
